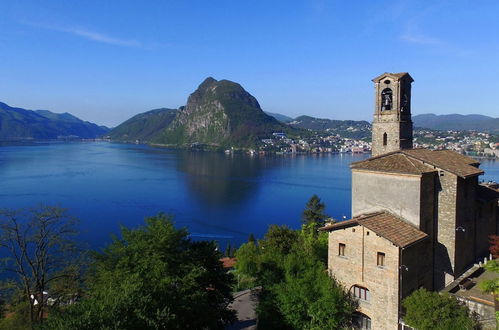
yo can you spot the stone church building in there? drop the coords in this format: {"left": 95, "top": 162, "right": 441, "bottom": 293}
{"left": 320, "top": 73, "right": 498, "bottom": 329}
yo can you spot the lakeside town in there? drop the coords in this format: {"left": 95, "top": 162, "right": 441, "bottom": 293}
{"left": 256, "top": 128, "right": 499, "bottom": 158}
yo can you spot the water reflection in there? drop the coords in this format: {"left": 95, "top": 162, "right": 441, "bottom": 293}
{"left": 177, "top": 152, "right": 269, "bottom": 206}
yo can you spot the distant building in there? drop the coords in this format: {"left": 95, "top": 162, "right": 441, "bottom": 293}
{"left": 321, "top": 73, "right": 499, "bottom": 329}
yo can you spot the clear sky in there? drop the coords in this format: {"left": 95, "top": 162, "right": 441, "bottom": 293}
{"left": 1, "top": 0, "right": 498, "bottom": 127}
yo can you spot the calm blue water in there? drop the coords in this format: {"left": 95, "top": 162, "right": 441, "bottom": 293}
{"left": 1, "top": 142, "right": 498, "bottom": 249}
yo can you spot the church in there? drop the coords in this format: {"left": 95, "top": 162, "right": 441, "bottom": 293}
{"left": 320, "top": 73, "right": 498, "bottom": 329}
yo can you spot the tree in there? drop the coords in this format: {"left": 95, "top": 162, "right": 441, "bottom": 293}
{"left": 489, "top": 235, "right": 499, "bottom": 258}
{"left": 275, "top": 251, "right": 356, "bottom": 330}
{"left": 302, "top": 194, "right": 328, "bottom": 229}
{"left": 0, "top": 206, "right": 83, "bottom": 327}
{"left": 402, "top": 288, "right": 478, "bottom": 330}
{"left": 46, "top": 214, "right": 236, "bottom": 329}
{"left": 479, "top": 237, "right": 499, "bottom": 323}
{"left": 248, "top": 233, "right": 256, "bottom": 243}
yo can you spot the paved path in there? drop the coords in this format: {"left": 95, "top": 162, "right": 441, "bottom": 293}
{"left": 225, "top": 288, "right": 260, "bottom": 330}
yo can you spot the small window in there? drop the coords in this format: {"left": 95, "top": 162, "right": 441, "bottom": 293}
{"left": 383, "top": 133, "right": 387, "bottom": 146}
{"left": 352, "top": 285, "right": 370, "bottom": 301}
{"left": 353, "top": 312, "right": 372, "bottom": 329}
{"left": 377, "top": 252, "right": 385, "bottom": 267}
{"left": 352, "top": 228, "right": 356, "bottom": 232}
{"left": 366, "top": 231, "right": 370, "bottom": 236}
{"left": 338, "top": 243, "right": 345, "bottom": 256}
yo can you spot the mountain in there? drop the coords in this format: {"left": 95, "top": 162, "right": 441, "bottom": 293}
{"left": 413, "top": 113, "right": 499, "bottom": 133}
{"left": 107, "top": 108, "right": 178, "bottom": 142}
{"left": 288, "top": 115, "right": 371, "bottom": 139}
{"left": 0, "top": 102, "right": 109, "bottom": 140}
{"left": 265, "top": 111, "right": 293, "bottom": 123}
{"left": 152, "top": 77, "right": 291, "bottom": 147}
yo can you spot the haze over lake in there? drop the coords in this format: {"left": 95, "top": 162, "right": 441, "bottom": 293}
{"left": 1, "top": 142, "right": 498, "bottom": 249}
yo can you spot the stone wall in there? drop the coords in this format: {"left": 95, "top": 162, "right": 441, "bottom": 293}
{"left": 371, "top": 76, "right": 413, "bottom": 157}
{"left": 328, "top": 224, "right": 403, "bottom": 329}
{"left": 434, "top": 171, "right": 458, "bottom": 289}
{"left": 454, "top": 176, "right": 478, "bottom": 277}
{"left": 352, "top": 170, "right": 422, "bottom": 228}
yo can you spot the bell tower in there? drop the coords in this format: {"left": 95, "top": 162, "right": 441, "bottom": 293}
{"left": 371, "top": 72, "right": 413, "bottom": 157}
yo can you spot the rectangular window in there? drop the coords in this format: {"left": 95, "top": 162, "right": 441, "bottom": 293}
{"left": 377, "top": 252, "right": 385, "bottom": 267}
{"left": 338, "top": 243, "right": 345, "bottom": 256}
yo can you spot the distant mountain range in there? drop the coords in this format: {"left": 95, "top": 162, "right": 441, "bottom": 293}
{"left": 264, "top": 112, "right": 499, "bottom": 135}
{"left": 412, "top": 114, "right": 499, "bottom": 133}
{"left": 289, "top": 115, "right": 371, "bottom": 139}
{"left": 264, "top": 112, "right": 293, "bottom": 123}
{"left": 0, "top": 102, "right": 109, "bottom": 140}
{"left": 109, "top": 77, "right": 293, "bottom": 147}
{"left": 3, "top": 87, "right": 497, "bottom": 145}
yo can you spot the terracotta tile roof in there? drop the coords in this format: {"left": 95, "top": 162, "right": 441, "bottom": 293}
{"left": 320, "top": 211, "right": 428, "bottom": 248}
{"left": 351, "top": 149, "right": 483, "bottom": 178}
{"left": 220, "top": 257, "right": 237, "bottom": 269}
{"left": 401, "top": 149, "right": 482, "bottom": 178}
{"left": 351, "top": 153, "right": 434, "bottom": 175}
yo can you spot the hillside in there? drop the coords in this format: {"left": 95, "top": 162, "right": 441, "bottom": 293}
{"left": 155, "top": 77, "right": 292, "bottom": 147}
{"left": 413, "top": 113, "right": 499, "bottom": 133}
{"left": 107, "top": 108, "right": 178, "bottom": 142}
{"left": 265, "top": 111, "right": 293, "bottom": 123}
{"left": 288, "top": 115, "right": 371, "bottom": 139}
{"left": 0, "top": 102, "right": 109, "bottom": 140}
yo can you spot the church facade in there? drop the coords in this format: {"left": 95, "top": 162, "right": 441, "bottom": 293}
{"left": 321, "top": 73, "right": 498, "bottom": 329}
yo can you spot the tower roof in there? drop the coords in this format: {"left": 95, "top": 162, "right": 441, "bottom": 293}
{"left": 320, "top": 211, "right": 428, "bottom": 248}
{"left": 372, "top": 72, "right": 414, "bottom": 83}
{"left": 351, "top": 149, "right": 483, "bottom": 178}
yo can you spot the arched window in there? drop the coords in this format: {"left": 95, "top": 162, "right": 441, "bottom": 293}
{"left": 353, "top": 312, "right": 372, "bottom": 329}
{"left": 351, "top": 285, "right": 370, "bottom": 301}
{"left": 383, "top": 133, "right": 387, "bottom": 146}
{"left": 381, "top": 88, "right": 392, "bottom": 111}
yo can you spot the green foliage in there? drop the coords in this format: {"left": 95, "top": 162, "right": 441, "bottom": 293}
{"left": 46, "top": 214, "right": 236, "bottom": 329}
{"left": 248, "top": 233, "right": 255, "bottom": 243}
{"left": 479, "top": 260, "right": 499, "bottom": 324}
{"left": 402, "top": 288, "right": 478, "bottom": 330}
{"left": 234, "top": 202, "right": 355, "bottom": 329}
{"left": 302, "top": 194, "right": 328, "bottom": 229}
{"left": 108, "top": 108, "right": 178, "bottom": 142}
{"left": 0, "top": 301, "right": 31, "bottom": 330}
{"left": 274, "top": 251, "right": 356, "bottom": 330}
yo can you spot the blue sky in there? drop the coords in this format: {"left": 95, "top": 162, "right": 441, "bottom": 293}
{"left": 0, "top": 0, "right": 498, "bottom": 127}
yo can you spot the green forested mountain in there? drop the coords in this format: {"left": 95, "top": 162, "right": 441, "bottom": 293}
{"left": 159, "top": 77, "right": 291, "bottom": 147}
{"left": 106, "top": 108, "right": 178, "bottom": 142}
{"left": 110, "top": 77, "right": 293, "bottom": 147}
{"left": 0, "top": 102, "right": 109, "bottom": 140}
{"left": 289, "top": 115, "right": 371, "bottom": 139}
{"left": 265, "top": 111, "right": 293, "bottom": 123}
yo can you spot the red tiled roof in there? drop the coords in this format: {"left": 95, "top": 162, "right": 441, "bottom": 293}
{"left": 351, "top": 153, "right": 434, "bottom": 175}
{"left": 351, "top": 149, "right": 483, "bottom": 178}
{"left": 220, "top": 257, "right": 237, "bottom": 268}
{"left": 320, "top": 211, "right": 428, "bottom": 248}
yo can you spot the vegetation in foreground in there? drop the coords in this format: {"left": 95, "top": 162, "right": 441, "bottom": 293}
{"left": 402, "top": 288, "right": 479, "bottom": 330}
{"left": 0, "top": 208, "right": 235, "bottom": 329}
{"left": 234, "top": 195, "right": 357, "bottom": 329}
{"left": 1, "top": 198, "right": 486, "bottom": 329}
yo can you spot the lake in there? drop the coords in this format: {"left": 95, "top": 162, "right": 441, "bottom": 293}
{"left": 1, "top": 142, "right": 498, "bottom": 250}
